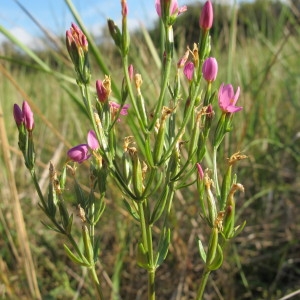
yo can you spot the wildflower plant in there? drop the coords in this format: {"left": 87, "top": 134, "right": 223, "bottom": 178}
{"left": 14, "top": 0, "right": 247, "bottom": 299}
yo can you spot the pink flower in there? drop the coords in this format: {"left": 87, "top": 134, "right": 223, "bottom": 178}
{"left": 67, "top": 144, "right": 90, "bottom": 163}
{"left": 13, "top": 103, "right": 24, "bottom": 126}
{"left": 218, "top": 83, "right": 242, "bottom": 113}
{"left": 87, "top": 130, "right": 99, "bottom": 150}
{"left": 183, "top": 62, "right": 195, "bottom": 81}
{"left": 199, "top": 1, "right": 213, "bottom": 30}
{"left": 110, "top": 102, "right": 129, "bottom": 115}
{"left": 202, "top": 57, "right": 218, "bottom": 82}
{"left": 109, "top": 102, "right": 129, "bottom": 122}
{"left": 155, "top": 0, "right": 187, "bottom": 18}
{"left": 22, "top": 101, "right": 34, "bottom": 131}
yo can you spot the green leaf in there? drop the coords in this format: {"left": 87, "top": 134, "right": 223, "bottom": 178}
{"left": 63, "top": 244, "right": 90, "bottom": 267}
{"left": 155, "top": 228, "right": 171, "bottom": 267}
{"left": 47, "top": 183, "right": 56, "bottom": 218}
{"left": 66, "top": 214, "right": 73, "bottom": 234}
{"left": 206, "top": 228, "right": 218, "bottom": 266}
{"left": 93, "top": 237, "right": 101, "bottom": 263}
{"left": 123, "top": 199, "right": 140, "bottom": 221}
{"left": 82, "top": 225, "right": 95, "bottom": 265}
{"left": 93, "top": 197, "right": 106, "bottom": 224}
{"left": 208, "top": 244, "right": 223, "bottom": 271}
{"left": 197, "top": 238, "right": 207, "bottom": 263}
{"left": 150, "top": 186, "right": 169, "bottom": 224}
{"left": 137, "top": 242, "right": 149, "bottom": 269}
{"left": 233, "top": 220, "right": 247, "bottom": 238}
{"left": 58, "top": 200, "right": 69, "bottom": 230}
{"left": 74, "top": 179, "right": 87, "bottom": 207}
{"left": 40, "top": 221, "right": 63, "bottom": 234}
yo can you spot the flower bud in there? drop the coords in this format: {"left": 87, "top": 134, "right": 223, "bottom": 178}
{"left": 128, "top": 148, "right": 144, "bottom": 199}
{"left": 66, "top": 23, "right": 90, "bottom": 84}
{"left": 13, "top": 103, "right": 24, "bottom": 126}
{"left": 96, "top": 76, "right": 111, "bottom": 103}
{"left": 121, "top": 0, "right": 128, "bottom": 17}
{"left": 67, "top": 144, "right": 90, "bottom": 163}
{"left": 199, "top": 1, "right": 213, "bottom": 31}
{"left": 183, "top": 62, "right": 194, "bottom": 81}
{"left": 202, "top": 57, "right": 218, "bottom": 82}
{"left": 22, "top": 101, "right": 34, "bottom": 131}
{"left": 107, "top": 19, "right": 122, "bottom": 49}
{"left": 196, "top": 163, "right": 204, "bottom": 180}
{"left": 128, "top": 64, "right": 134, "bottom": 81}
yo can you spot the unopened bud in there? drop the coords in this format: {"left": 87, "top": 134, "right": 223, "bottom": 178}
{"left": 183, "top": 62, "right": 194, "bottom": 81}
{"left": 96, "top": 76, "right": 111, "bottom": 103}
{"left": 128, "top": 64, "right": 134, "bottom": 80}
{"left": 13, "top": 103, "right": 24, "bottom": 126}
{"left": 196, "top": 163, "right": 204, "bottom": 180}
{"left": 22, "top": 101, "right": 34, "bottom": 131}
{"left": 199, "top": 1, "right": 213, "bottom": 31}
{"left": 202, "top": 57, "right": 218, "bottom": 82}
{"left": 107, "top": 19, "right": 122, "bottom": 49}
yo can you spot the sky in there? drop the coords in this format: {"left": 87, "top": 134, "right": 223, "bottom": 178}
{"left": 0, "top": 0, "right": 209, "bottom": 50}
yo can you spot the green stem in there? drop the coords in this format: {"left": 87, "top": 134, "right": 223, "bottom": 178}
{"left": 159, "top": 85, "right": 198, "bottom": 164}
{"left": 67, "top": 232, "right": 104, "bottom": 299}
{"left": 138, "top": 200, "right": 156, "bottom": 300}
{"left": 122, "top": 55, "right": 147, "bottom": 134}
{"left": 148, "top": 25, "right": 173, "bottom": 132}
{"left": 212, "top": 146, "right": 220, "bottom": 199}
{"left": 196, "top": 268, "right": 211, "bottom": 300}
{"left": 89, "top": 265, "right": 104, "bottom": 300}
{"left": 148, "top": 55, "right": 172, "bottom": 132}
{"left": 90, "top": 202, "right": 95, "bottom": 243}
{"left": 30, "top": 169, "right": 45, "bottom": 206}
{"left": 148, "top": 268, "right": 156, "bottom": 300}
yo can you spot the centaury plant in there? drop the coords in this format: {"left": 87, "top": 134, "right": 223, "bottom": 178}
{"left": 13, "top": 1, "right": 247, "bottom": 299}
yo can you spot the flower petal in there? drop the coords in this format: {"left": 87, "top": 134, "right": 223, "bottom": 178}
{"left": 87, "top": 130, "right": 99, "bottom": 150}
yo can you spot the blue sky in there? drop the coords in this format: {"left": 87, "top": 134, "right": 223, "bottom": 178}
{"left": 0, "top": 0, "right": 209, "bottom": 49}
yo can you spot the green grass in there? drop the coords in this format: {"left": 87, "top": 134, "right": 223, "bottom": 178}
{"left": 1, "top": 1, "right": 300, "bottom": 299}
